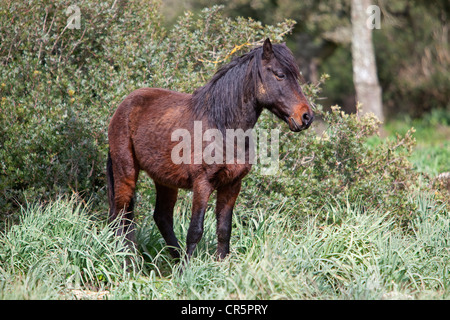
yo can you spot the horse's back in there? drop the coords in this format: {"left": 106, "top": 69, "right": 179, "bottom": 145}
{"left": 109, "top": 87, "right": 191, "bottom": 134}
{"left": 109, "top": 87, "right": 194, "bottom": 188}
{"left": 111, "top": 87, "right": 190, "bottom": 116}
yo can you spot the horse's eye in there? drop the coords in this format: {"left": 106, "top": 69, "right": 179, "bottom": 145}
{"left": 275, "top": 72, "right": 285, "bottom": 80}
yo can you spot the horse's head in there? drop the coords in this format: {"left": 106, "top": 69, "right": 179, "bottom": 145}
{"left": 256, "top": 38, "right": 314, "bottom": 132}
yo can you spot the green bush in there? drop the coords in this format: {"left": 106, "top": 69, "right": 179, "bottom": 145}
{"left": 242, "top": 75, "right": 421, "bottom": 229}
{"left": 1, "top": 0, "right": 160, "bottom": 213}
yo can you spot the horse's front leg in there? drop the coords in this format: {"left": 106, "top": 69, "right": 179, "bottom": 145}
{"left": 153, "top": 183, "right": 181, "bottom": 260}
{"left": 215, "top": 180, "right": 242, "bottom": 260}
{"left": 186, "top": 180, "right": 214, "bottom": 258}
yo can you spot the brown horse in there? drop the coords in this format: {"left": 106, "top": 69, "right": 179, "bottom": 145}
{"left": 107, "top": 38, "right": 313, "bottom": 260}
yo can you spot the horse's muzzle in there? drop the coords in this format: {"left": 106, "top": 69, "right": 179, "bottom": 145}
{"left": 288, "top": 113, "right": 314, "bottom": 132}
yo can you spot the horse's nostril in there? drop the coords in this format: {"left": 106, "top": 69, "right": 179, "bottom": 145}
{"left": 302, "top": 112, "right": 311, "bottom": 124}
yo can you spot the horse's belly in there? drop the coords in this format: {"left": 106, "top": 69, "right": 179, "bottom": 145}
{"left": 135, "top": 149, "right": 193, "bottom": 189}
{"left": 207, "top": 163, "right": 252, "bottom": 188}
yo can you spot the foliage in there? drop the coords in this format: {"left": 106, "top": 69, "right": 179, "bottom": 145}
{"left": 0, "top": 0, "right": 162, "bottom": 213}
{"left": 241, "top": 75, "right": 422, "bottom": 230}
{"left": 372, "top": 1, "right": 450, "bottom": 117}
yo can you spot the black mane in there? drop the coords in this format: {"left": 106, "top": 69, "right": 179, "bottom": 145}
{"left": 191, "top": 43, "right": 300, "bottom": 131}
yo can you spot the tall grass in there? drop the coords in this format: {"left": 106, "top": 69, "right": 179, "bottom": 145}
{"left": 0, "top": 192, "right": 448, "bottom": 299}
{"left": 0, "top": 196, "right": 139, "bottom": 299}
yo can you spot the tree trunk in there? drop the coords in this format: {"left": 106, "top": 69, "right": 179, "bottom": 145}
{"left": 351, "top": 0, "right": 384, "bottom": 122}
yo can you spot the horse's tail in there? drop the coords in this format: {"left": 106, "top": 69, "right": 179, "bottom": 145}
{"left": 107, "top": 150, "right": 116, "bottom": 222}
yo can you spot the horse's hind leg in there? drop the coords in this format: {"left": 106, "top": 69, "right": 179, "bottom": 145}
{"left": 215, "top": 180, "right": 241, "bottom": 260}
{"left": 153, "top": 183, "right": 181, "bottom": 259}
{"left": 108, "top": 148, "right": 139, "bottom": 245}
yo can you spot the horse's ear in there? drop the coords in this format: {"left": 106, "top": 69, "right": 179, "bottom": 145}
{"left": 262, "top": 38, "right": 274, "bottom": 61}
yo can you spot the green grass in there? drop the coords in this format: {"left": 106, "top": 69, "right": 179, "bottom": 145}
{"left": 384, "top": 110, "right": 450, "bottom": 177}
{"left": 0, "top": 196, "right": 138, "bottom": 299}
{"left": 1, "top": 192, "right": 448, "bottom": 300}
{"left": 365, "top": 110, "right": 450, "bottom": 178}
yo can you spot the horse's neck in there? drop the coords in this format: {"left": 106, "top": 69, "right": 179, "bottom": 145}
{"left": 190, "top": 80, "right": 263, "bottom": 132}
{"left": 228, "top": 101, "right": 263, "bottom": 131}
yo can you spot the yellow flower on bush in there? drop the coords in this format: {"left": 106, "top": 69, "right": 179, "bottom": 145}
{"left": 68, "top": 89, "right": 75, "bottom": 96}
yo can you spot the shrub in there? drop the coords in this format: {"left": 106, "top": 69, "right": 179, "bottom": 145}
{"left": 1, "top": 0, "right": 161, "bottom": 214}
{"left": 242, "top": 75, "right": 421, "bottom": 229}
